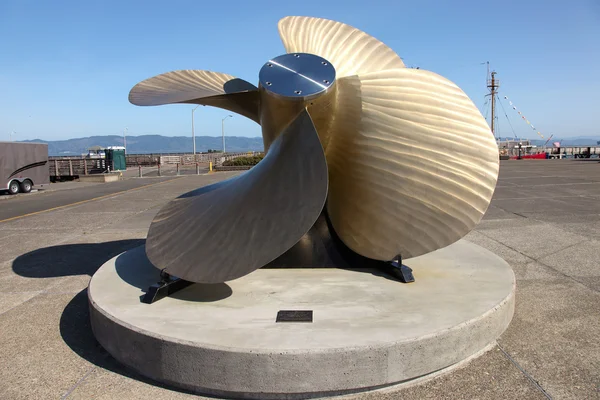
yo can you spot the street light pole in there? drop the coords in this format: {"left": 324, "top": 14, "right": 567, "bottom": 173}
{"left": 192, "top": 105, "right": 201, "bottom": 155}
{"left": 221, "top": 115, "right": 233, "bottom": 154}
{"left": 123, "top": 127, "right": 128, "bottom": 151}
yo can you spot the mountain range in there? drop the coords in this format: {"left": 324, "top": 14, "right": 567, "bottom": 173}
{"left": 19, "top": 134, "right": 600, "bottom": 156}
{"left": 20, "top": 135, "right": 264, "bottom": 156}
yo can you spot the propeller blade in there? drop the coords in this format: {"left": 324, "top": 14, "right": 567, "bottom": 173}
{"left": 145, "top": 109, "right": 328, "bottom": 283}
{"left": 325, "top": 68, "right": 499, "bottom": 261}
{"left": 278, "top": 16, "right": 405, "bottom": 78}
{"left": 129, "top": 70, "right": 259, "bottom": 122}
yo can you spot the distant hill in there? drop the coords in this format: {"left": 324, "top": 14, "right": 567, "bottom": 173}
{"left": 20, "top": 134, "right": 599, "bottom": 156}
{"left": 20, "top": 135, "right": 264, "bottom": 156}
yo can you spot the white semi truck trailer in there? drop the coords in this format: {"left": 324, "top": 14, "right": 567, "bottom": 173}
{"left": 0, "top": 142, "right": 49, "bottom": 194}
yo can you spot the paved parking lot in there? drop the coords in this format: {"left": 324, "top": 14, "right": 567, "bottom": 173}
{"left": 0, "top": 160, "right": 598, "bottom": 399}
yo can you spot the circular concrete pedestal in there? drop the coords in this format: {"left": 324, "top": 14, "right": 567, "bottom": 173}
{"left": 89, "top": 240, "right": 515, "bottom": 399}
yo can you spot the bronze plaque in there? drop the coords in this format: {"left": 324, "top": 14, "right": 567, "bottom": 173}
{"left": 276, "top": 310, "right": 313, "bottom": 323}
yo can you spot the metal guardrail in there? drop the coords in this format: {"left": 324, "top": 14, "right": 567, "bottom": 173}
{"left": 541, "top": 146, "right": 600, "bottom": 158}
{"left": 49, "top": 152, "right": 264, "bottom": 170}
{"left": 157, "top": 152, "right": 263, "bottom": 166}
{"left": 499, "top": 146, "right": 600, "bottom": 159}
{"left": 159, "top": 156, "right": 182, "bottom": 165}
{"left": 214, "top": 165, "right": 253, "bottom": 171}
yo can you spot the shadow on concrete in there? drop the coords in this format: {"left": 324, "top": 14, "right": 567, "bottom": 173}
{"left": 113, "top": 245, "right": 157, "bottom": 289}
{"left": 12, "top": 239, "right": 145, "bottom": 278}
{"left": 60, "top": 290, "right": 200, "bottom": 397}
{"left": 12, "top": 239, "right": 197, "bottom": 395}
{"left": 113, "top": 245, "right": 232, "bottom": 302}
{"left": 170, "top": 283, "right": 232, "bottom": 302}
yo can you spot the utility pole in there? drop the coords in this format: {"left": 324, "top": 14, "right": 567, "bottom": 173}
{"left": 487, "top": 71, "right": 499, "bottom": 139}
{"left": 192, "top": 105, "right": 201, "bottom": 155}
{"left": 221, "top": 115, "right": 232, "bottom": 154}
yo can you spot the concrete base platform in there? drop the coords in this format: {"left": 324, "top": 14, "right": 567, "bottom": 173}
{"left": 88, "top": 240, "right": 515, "bottom": 399}
{"left": 79, "top": 172, "right": 122, "bottom": 182}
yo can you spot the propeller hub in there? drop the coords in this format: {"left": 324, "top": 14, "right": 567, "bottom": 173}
{"left": 259, "top": 53, "right": 336, "bottom": 100}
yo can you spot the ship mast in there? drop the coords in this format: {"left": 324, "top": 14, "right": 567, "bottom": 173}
{"left": 487, "top": 70, "right": 499, "bottom": 139}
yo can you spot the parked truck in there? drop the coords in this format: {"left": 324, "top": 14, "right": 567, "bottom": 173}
{"left": 1, "top": 142, "right": 49, "bottom": 194}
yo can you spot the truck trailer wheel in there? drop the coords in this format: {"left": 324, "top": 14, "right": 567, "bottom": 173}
{"left": 8, "top": 180, "right": 20, "bottom": 195}
{"left": 20, "top": 180, "right": 32, "bottom": 193}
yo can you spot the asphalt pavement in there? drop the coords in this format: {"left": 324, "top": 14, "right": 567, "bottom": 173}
{"left": 0, "top": 162, "right": 598, "bottom": 399}
{"left": 0, "top": 177, "right": 180, "bottom": 222}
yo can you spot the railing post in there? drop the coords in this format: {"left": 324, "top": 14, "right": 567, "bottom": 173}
{"left": 55, "top": 160, "right": 59, "bottom": 177}
{"left": 157, "top": 163, "right": 161, "bottom": 177}
{"left": 84, "top": 159, "right": 88, "bottom": 175}
{"left": 139, "top": 165, "right": 142, "bottom": 177}
{"left": 69, "top": 160, "right": 74, "bottom": 176}
{"left": 176, "top": 163, "right": 180, "bottom": 176}
{"left": 196, "top": 163, "right": 199, "bottom": 175}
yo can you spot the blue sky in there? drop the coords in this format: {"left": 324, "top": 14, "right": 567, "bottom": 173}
{"left": 1, "top": 0, "right": 599, "bottom": 142}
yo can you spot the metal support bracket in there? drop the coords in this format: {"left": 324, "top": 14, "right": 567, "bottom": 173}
{"left": 383, "top": 255, "right": 415, "bottom": 283}
{"left": 141, "top": 269, "right": 193, "bottom": 304}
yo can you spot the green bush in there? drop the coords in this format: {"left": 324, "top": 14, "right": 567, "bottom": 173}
{"left": 222, "top": 155, "right": 264, "bottom": 166}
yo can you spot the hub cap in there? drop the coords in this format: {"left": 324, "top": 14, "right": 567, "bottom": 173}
{"left": 259, "top": 53, "right": 335, "bottom": 100}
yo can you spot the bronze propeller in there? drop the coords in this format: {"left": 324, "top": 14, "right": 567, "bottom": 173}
{"left": 129, "top": 16, "right": 499, "bottom": 283}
